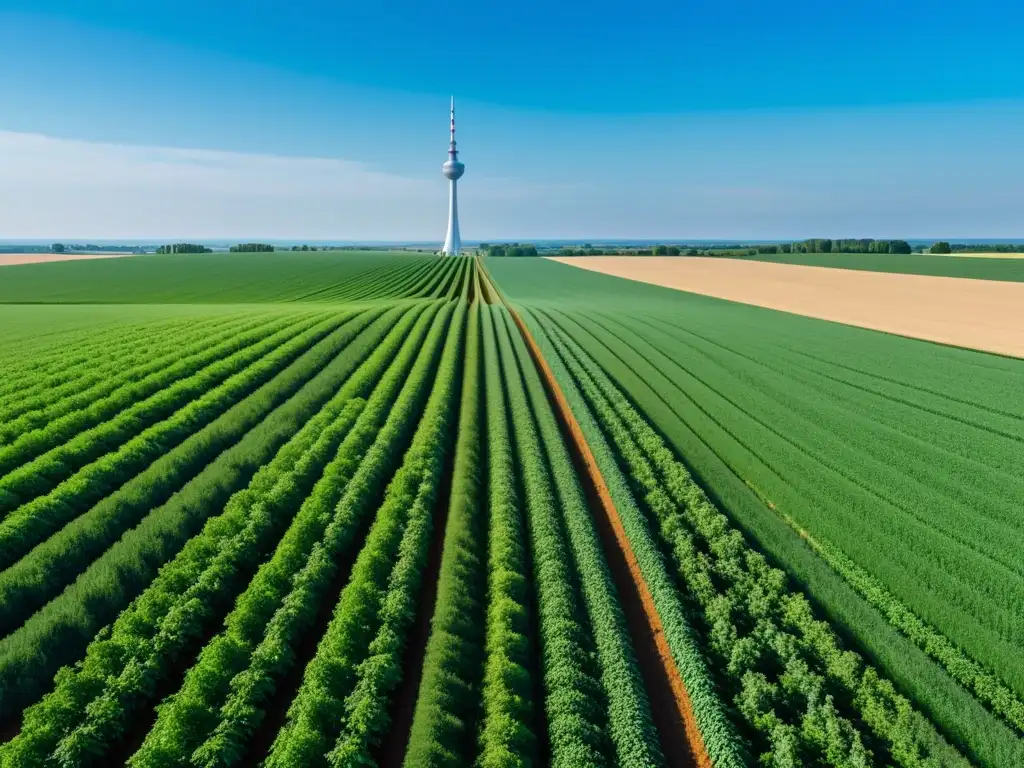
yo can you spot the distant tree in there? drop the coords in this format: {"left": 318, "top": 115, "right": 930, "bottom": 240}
{"left": 929, "top": 241, "right": 952, "bottom": 254}
{"left": 230, "top": 243, "right": 275, "bottom": 253}
{"left": 756, "top": 245, "right": 779, "bottom": 254}
{"left": 666, "top": 246, "right": 681, "bottom": 256}
{"left": 888, "top": 240, "right": 912, "bottom": 254}
{"left": 51, "top": 243, "right": 66, "bottom": 253}
{"left": 685, "top": 248, "right": 699, "bottom": 256}
{"left": 780, "top": 243, "right": 792, "bottom": 253}
{"left": 156, "top": 243, "right": 212, "bottom": 254}
{"left": 653, "top": 244, "right": 669, "bottom": 256}
{"left": 478, "top": 243, "right": 490, "bottom": 251}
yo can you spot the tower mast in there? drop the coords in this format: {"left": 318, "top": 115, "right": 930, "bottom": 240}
{"left": 441, "top": 96, "right": 465, "bottom": 256}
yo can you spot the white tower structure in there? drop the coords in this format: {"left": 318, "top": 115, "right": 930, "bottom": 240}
{"left": 441, "top": 96, "right": 465, "bottom": 255}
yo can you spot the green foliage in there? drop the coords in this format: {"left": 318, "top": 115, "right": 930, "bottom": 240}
{"left": 0, "top": 306, "right": 418, "bottom": 765}
{"left": 404, "top": 300, "right": 486, "bottom": 767}
{"left": 156, "top": 243, "right": 212, "bottom": 254}
{"left": 260, "top": 303, "right": 461, "bottom": 768}
{"left": 0, "top": 314, "right": 359, "bottom": 638}
{"left": 499, "top": 309, "right": 663, "bottom": 767}
{"left": 490, "top": 306, "right": 612, "bottom": 767}
{"left": 0, "top": 313, "right": 252, "bottom": 430}
{"left": 484, "top": 243, "right": 539, "bottom": 258}
{"left": 488, "top": 256, "right": 1024, "bottom": 768}
{"left": 0, "top": 312, "right": 328, "bottom": 512}
{"left": 519, "top": 306, "right": 747, "bottom": 768}
{"left": 475, "top": 305, "right": 538, "bottom": 768}
{"left": 326, "top": 304, "right": 466, "bottom": 765}
{"left": 0, "top": 307, "right": 395, "bottom": 722}
{"left": 929, "top": 241, "right": 952, "bottom": 254}
{"left": 229, "top": 243, "right": 275, "bottom": 252}
{"left": 0, "top": 252, "right": 454, "bottom": 303}
{"left": 130, "top": 303, "right": 445, "bottom": 767}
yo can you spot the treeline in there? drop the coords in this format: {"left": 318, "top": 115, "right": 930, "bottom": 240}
{"left": 480, "top": 243, "right": 540, "bottom": 257}
{"left": 557, "top": 245, "right": 703, "bottom": 256}
{"left": 230, "top": 244, "right": 275, "bottom": 253}
{"left": 50, "top": 244, "right": 142, "bottom": 254}
{"left": 156, "top": 244, "right": 213, "bottom": 254}
{"left": 948, "top": 242, "right": 1024, "bottom": 253}
{"left": 790, "top": 238, "right": 913, "bottom": 254}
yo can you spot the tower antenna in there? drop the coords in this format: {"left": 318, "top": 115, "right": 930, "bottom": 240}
{"left": 441, "top": 96, "right": 465, "bottom": 256}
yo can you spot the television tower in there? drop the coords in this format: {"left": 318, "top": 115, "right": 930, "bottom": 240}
{"left": 441, "top": 96, "right": 465, "bottom": 255}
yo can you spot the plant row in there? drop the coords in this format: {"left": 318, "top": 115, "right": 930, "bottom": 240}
{"left": 0, "top": 312, "right": 221, "bottom": 404}
{"left": 402, "top": 298, "right": 486, "bottom": 767}
{"left": 539, "top": 311, "right": 972, "bottom": 768}
{"left": 0, "top": 304, "right": 431, "bottom": 767}
{"left": 489, "top": 304, "right": 638, "bottom": 768}
{"left": 131, "top": 301, "right": 454, "bottom": 767}
{"left": 0, "top": 310, "right": 355, "bottom": 606}
{"left": 497, "top": 307, "right": 664, "bottom": 767}
{"left": 514, "top": 305, "right": 748, "bottom": 768}
{"left": 0, "top": 305, "right": 401, "bottom": 721}
{"left": 294, "top": 301, "right": 467, "bottom": 767}
{"left": 0, "top": 312, "right": 281, "bottom": 442}
{"left": 595, "top": 308, "right": 1024, "bottom": 697}
{"left": 0, "top": 311, "right": 332, "bottom": 509}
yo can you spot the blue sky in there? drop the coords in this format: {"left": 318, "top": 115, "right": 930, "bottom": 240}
{"left": 0, "top": 1, "right": 1022, "bottom": 240}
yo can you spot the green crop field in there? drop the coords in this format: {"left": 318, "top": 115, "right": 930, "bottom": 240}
{"left": 0, "top": 252, "right": 1018, "bottom": 768}
{"left": 717, "top": 250, "right": 1024, "bottom": 281}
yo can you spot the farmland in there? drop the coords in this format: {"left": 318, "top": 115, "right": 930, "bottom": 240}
{"left": 0, "top": 252, "right": 1019, "bottom": 767}
{"left": 711, "top": 250, "right": 1024, "bottom": 282}
{"left": 548, "top": 256, "right": 1024, "bottom": 358}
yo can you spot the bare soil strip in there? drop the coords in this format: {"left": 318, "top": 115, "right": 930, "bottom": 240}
{"left": 550, "top": 256, "right": 1024, "bottom": 359}
{"left": 503, "top": 300, "right": 710, "bottom": 768}
{"left": 0, "top": 253, "right": 137, "bottom": 267}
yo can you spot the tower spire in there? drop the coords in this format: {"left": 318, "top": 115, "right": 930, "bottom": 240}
{"left": 441, "top": 96, "right": 465, "bottom": 256}
{"left": 449, "top": 96, "right": 456, "bottom": 151}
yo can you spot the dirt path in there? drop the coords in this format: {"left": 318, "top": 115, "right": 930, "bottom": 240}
{"left": 0, "top": 252, "right": 137, "bottom": 267}
{"left": 502, "top": 298, "right": 710, "bottom": 768}
{"left": 550, "top": 256, "right": 1024, "bottom": 359}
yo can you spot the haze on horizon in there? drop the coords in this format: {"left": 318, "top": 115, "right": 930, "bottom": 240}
{"left": 1, "top": 1, "right": 1022, "bottom": 242}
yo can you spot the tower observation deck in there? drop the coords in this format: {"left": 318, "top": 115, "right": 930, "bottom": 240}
{"left": 441, "top": 96, "right": 464, "bottom": 256}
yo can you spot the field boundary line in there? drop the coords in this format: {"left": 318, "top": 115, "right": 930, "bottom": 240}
{"left": 488, "top": 278, "right": 711, "bottom": 767}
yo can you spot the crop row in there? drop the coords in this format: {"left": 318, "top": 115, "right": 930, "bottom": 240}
{"left": 0, "top": 311, "right": 334, "bottom": 510}
{"left": 603, "top": 309, "right": 1024, "bottom": 675}
{"left": 403, "top": 298, "right": 487, "bottom": 767}
{"left": 131, "top": 300, "right": 454, "bottom": 767}
{"left": 0, "top": 305, "right": 402, "bottom": 721}
{"left": 474, "top": 301, "right": 539, "bottom": 767}
{"left": 531, "top": 307, "right": 986, "bottom": 767}
{"left": 0, "top": 313, "right": 251, "bottom": 425}
{"left": 0, "top": 312, "right": 283, "bottom": 441}
{"left": 565, "top": 306, "right": 1024, "bottom": 766}
{"left": 0, "top": 311, "right": 351, "bottom": 589}
{"left": 0, "top": 312, "right": 227, "bottom": 402}
{"left": 1, "top": 303, "right": 432, "bottom": 766}
{"left": 497, "top": 306, "right": 664, "bottom": 767}
{"left": 504, "top": 299, "right": 746, "bottom": 768}
{"left": 273, "top": 299, "right": 466, "bottom": 767}
{"left": 482, "top": 248, "right": 1024, "bottom": 768}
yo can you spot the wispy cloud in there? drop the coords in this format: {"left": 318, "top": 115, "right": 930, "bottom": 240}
{"left": 0, "top": 131, "right": 448, "bottom": 239}
{"left": 0, "top": 131, "right": 599, "bottom": 240}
